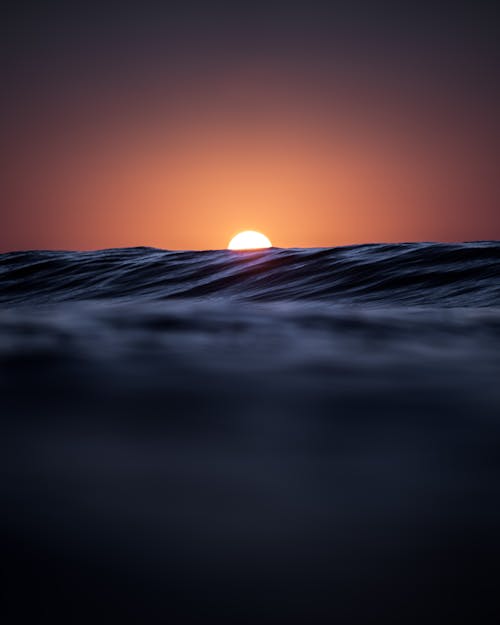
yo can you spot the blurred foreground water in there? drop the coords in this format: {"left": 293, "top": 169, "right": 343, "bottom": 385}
{"left": 2, "top": 243, "right": 500, "bottom": 623}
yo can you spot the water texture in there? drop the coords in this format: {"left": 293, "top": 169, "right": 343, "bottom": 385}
{"left": 1, "top": 241, "right": 499, "bottom": 305}
{"left": 2, "top": 242, "right": 500, "bottom": 624}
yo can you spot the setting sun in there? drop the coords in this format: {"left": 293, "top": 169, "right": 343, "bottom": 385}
{"left": 228, "top": 231, "right": 272, "bottom": 250}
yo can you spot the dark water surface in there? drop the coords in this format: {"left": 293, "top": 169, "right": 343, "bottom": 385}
{"left": 2, "top": 243, "right": 500, "bottom": 623}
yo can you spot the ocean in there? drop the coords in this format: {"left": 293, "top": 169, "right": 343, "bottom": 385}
{"left": 2, "top": 242, "right": 500, "bottom": 623}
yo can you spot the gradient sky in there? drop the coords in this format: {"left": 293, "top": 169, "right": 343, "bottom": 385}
{"left": 1, "top": 1, "right": 499, "bottom": 250}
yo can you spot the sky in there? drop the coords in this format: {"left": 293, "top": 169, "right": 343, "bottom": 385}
{"left": 1, "top": 1, "right": 499, "bottom": 250}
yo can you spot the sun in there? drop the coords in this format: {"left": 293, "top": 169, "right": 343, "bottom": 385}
{"left": 228, "top": 230, "right": 272, "bottom": 250}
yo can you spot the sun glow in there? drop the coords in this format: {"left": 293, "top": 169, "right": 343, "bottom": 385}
{"left": 228, "top": 231, "right": 272, "bottom": 250}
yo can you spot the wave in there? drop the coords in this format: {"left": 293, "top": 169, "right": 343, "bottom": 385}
{"left": 3, "top": 242, "right": 500, "bottom": 625}
{"left": 1, "top": 241, "right": 499, "bottom": 306}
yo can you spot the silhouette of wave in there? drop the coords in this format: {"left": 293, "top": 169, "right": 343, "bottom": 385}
{"left": 1, "top": 241, "right": 499, "bottom": 305}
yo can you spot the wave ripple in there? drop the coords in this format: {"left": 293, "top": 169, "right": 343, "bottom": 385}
{"left": 1, "top": 241, "right": 499, "bottom": 306}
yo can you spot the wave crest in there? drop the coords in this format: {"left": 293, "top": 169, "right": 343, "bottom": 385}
{"left": 1, "top": 242, "right": 499, "bottom": 306}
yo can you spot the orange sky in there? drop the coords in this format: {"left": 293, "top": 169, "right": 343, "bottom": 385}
{"left": 1, "top": 4, "right": 499, "bottom": 251}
